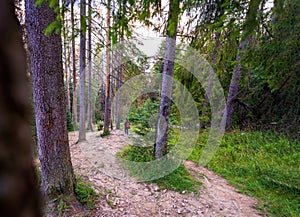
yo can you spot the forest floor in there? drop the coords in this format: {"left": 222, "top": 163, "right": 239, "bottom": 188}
{"left": 68, "top": 129, "right": 263, "bottom": 217}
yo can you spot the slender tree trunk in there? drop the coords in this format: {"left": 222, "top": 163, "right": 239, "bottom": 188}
{"left": 104, "top": 0, "right": 111, "bottom": 132}
{"left": 62, "top": 4, "right": 71, "bottom": 113}
{"left": 87, "top": 0, "right": 93, "bottom": 131}
{"left": 110, "top": 68, "right": 114, "bottom": 130}
{"left": 225, "top": 0, "right": 262, "bottom": 129}
{"left": 0, "top": 1, "right": 41, "bottom": 216}
{"left": 200, "top": 31, "right": 221, "bottom": 129}
{"left": 65, "top": 49, "right": 70, "bottom": 112}
{"left": 155, "top": 0, "right": 180, "bottom": 159}
{"left": 71, "top": 0, "right": 78, "bottom": 124}
{"left": 225, "top": 38, "right": 249, "bottom": 129}
{"left": 26, "top": 0, "right": 75, "bottom": 195}
{"left": 101, "top": 83, "right": 106, "bottom": 120}
{"left": 79, "top": 0, "right": 86, "bottom": 141}
{"left": 115, "top": 43, "right": 123, "bottom": 129}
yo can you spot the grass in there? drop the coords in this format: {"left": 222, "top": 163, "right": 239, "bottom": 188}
{"left": 117, "top": 143, "right": 201, "bottom": 194}
{"left": 75, "top": 176, "right": 98, "bottom": 209}
{"left": 152, "top": 164, "right": 201, "bottom": 194}
{"left": 189, "top": 130, "right": 300, "bottom": 217}
{"left": 99, "top": 130, "right": 110, "bottom": 137}
{"left": 36, "top": 167, "right": 98, "bottom": 210}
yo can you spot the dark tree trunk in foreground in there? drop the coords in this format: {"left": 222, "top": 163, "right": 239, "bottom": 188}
{"left": 104, "top": 0, "right": 111, "bottom": 132}
{"left": 26, "top": 0, "right": 75, "bottom": 195}
{"left": 0, "top": 1, "right": 41, "bottom": 216}
{"left": 79, "top": 0, "right": 86, "bottom": 141}
{"left": 155, "top": 0, "right": 180, "bottom": 159}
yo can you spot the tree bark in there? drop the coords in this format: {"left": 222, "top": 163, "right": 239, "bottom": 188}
{"left": 155, "top": 0, "right": 180, "bottom": 159}
{"left": 104, "top": 0, "right": 111, "bottom": 132}
{"left": 0, "top": 1, "right": 41, "bottom": 216}
{"left": 26, "top": 0, "right": 75, "bottom": 195}
{"left": 200, "top": 31, "right": 221, "bottom": 129}
{"left": 87, "top": 0, "right": 93, "bottom": 131}
{"left": 225, "top": 38, "right": 249, "bottom": 129}
{"left": 71, "top": 0, "right": 78, "bottom": 125}
{"left": 79, "top": 0, "right": 86, "bottom": 141}
{"left": 62, "top": 3, "right": 71, "bottom": 113}
{"left": 115, "top": 42, "right": 123, "bottom": 129}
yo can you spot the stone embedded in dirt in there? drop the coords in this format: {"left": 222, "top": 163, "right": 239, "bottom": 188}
{"left": 177, "top": 208, "right": 190, "bottom": 214}
{"left": 197, "top": 209, "right": 204, "bottom": 215}
{"left": 161, "top": 209, "right": 171, "bottom": 215}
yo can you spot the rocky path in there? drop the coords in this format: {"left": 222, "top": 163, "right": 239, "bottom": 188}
{"left": 69, "top": 130, "right": 262, "bottom": 217}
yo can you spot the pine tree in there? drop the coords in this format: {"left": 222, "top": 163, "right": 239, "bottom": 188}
{"left": 79, "top": 0, "right": 87, "bottom": 141}
{"left": 26, "top": 0, "right": 76, "bottom": 195}
{"left": 155, "top": 0, "right": 181, "bottom": 158}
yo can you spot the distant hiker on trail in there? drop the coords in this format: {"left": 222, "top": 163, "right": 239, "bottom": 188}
{"left": 124, "top": 118, "right": 130, "bottom": 135}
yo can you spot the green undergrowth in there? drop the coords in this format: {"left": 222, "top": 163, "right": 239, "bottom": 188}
{"left": 189, "top": 130, "right": 300, "bottom": 217}
{"left": 99, "top": 130, "right": 110, "bottom": 137}
{"left": 38, "top": 172, "right": 98, "bottom": 210}
{"left": 75, "top": 176, "right": 98, "bottom": 209}
{"left": 153, "top": 164, "right": 201, "bottom": 194}
{"left": 117, "top": 144, "right": 201, "bottom": 194}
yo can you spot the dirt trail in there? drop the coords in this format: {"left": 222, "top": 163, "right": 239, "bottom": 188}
{"left": 69, "top": 130, "right": 262, "bottom": 217}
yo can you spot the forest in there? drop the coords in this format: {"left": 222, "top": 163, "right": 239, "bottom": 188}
{"left": 0, "top": 0, "right": 299, "bottom": 216}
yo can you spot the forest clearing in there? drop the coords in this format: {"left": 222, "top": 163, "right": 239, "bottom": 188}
{"left": 0, "top": 0, "right": 299, "bottom": 216}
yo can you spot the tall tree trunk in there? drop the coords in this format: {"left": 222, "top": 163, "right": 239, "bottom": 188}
{"left": 100, "top": 83, "right": 106, "bottom": 120}
{"left": 62, "top": 3, "right": 71, "bottom": 113}
{"left": 0, "top": 1, "right": 41, "bottom": 216}
{"left": 155, "top": 0, "right": 180, "bottom": 159}
{"left": 225, "top": 38, "right": 248, "bottom": 129}
{"left": 115, "top": 40, "right": 123, "bottom": 130}
{"left": 200, "top": 0, "right": 225, "bottom": 129}
{"left": 225, "top": 0, "right": 262, "bottom": 129}
{"left": 87, "top": 0, "right": 93, "bottom": 131}
{"left": 104, "top": 0, "right": 111, "bottom": 132}
{"left": 64, "top": 48, "right": 70, "bottom": 112}
{"left": 71, "top": 0, "right": 78, "bottom": 124}
{"left": 200, "top": 31, "right": 221, "bottom": 129}
{"left": 110, "top": 68, "right": 114, "bottom": 130}
{"left": 26, "top": 0, "right": 75, "bottom": 195}
{"left": 79, "top": 0, "right": 86, "bottom": 141}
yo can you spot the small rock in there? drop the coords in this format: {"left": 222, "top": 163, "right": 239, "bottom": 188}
{"left": 162, "top": 209, "right": 171, "bottom": 215}
{"left": 197, "top": 210, "right": 204, "bottom": 215}
{"left": 177, "top": 208, "right": 190, "bottom": 214}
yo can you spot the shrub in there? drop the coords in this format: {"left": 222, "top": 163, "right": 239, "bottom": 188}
{"left": 97, "top": 121, "right": 104, "bottom": 131}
